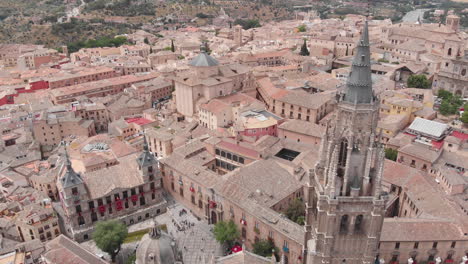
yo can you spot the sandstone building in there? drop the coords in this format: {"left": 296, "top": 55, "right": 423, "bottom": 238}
{"left": 55, "top": 139, "right": 167, "bottom": 242}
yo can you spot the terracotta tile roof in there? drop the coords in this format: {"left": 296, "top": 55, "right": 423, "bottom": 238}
{"left": 43, "top": 235, "right": 109, "bottom": 264}
{"left": 217, "top": 140, "right": 259, "bottom": 159}
{"left": 381, "top": 219, "right": 464, "bottom": 242}
{"left": 383, "top": 160, "right": 468, "bottom": 233}
{"left": 398, "top": 142, "right": 442, "bottom": 163}
{"left": 82, "top": 154, "right": 144, "bottom": 199}
{"left": 257, "top": 77, "right": 332, "bottom": 109}
{"left": 215, "top": 249, "right": 274, "bottom": 263}
{"left": 50, "top": 73, "right": 159, "bottom": 98}
{"left": 278, "top": 119, "right": 325, "bottom": 138}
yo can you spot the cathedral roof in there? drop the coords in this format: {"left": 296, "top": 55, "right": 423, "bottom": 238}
{"left": 343, "top": 20, "right": 374, "bottom": 104}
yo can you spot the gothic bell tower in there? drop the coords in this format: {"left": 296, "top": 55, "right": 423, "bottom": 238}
{"left": 304, "top": 21, "right": 387, "bottom": 264}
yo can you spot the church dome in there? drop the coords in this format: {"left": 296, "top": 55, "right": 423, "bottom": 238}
{"left": 135, "top": 225, "right": 181, "bottom": 264}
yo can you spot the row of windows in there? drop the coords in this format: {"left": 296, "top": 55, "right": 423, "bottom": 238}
{"left": 78, "top": 193, "right": 160, "bottom": 226}
{"left": 215, "top": 159, "right": 238, "bottom": 171}
{"left": 215, "top": 149, "right": 245, "bottom": 164}
{"left": 393, "top": 241, "right": 456, "bottom": 250}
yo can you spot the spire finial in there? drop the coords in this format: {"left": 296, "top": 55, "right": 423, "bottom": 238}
{"left": 200, "top": 41, "right": 208, "bottom": 53}
{"left": 366, "top": 0, "right": 372, "bottom": 19}
{"left": 63, "top": 143, "right": 73, "bottom": 170}
{"left": 142, "top": 130, "right": 149, "bottom": 152}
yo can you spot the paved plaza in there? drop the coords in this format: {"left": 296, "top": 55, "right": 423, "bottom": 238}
{"left": 81, "top": 200, "right": 223, "bottom": 264}
{"left": 168, "top": 203, "right": 224, "bottom": 264}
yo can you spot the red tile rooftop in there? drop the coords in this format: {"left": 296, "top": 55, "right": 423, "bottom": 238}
{"left": 431, "top": 139, "right": 444, "bottom": 149}
{"left": 125, "top": 117, "right": 153, "bottom": 126}
{"left": 451, "top": 130, "right": 468, "bottom": 140}
{"left": 218, "top": 140, "right": 259, "bottom": 158}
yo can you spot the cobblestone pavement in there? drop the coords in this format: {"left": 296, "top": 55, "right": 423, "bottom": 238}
{"left": 80, "top": 199, "right": 223, "bottom": 264}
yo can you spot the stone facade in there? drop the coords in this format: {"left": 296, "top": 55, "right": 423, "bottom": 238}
{"left": 56, "top": 141, "right": 167, "bottom": 242}
{"left": 305, "top": 21, "right": 386, "bottom": 264}
{"left": 433, "top": 55, "right": 468, "bottom": 97}
{"left": 32, "top": 112, "right": 96, "bottom": 154}
{"left": 15, "top": 204, "right": 61, "bottom": 243}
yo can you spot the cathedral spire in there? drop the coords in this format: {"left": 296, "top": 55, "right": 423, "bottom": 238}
{"left": 343, "top": 20, "right": 373, "bottom": 104}
{"left": 61, "top": 148, "right": 83, "bottom": 188}
{"left": 137, "top": 131, "right": 157, "bottom": 168}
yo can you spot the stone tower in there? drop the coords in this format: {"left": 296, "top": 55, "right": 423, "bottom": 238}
{"left": 58, "top": 149, "right": 89, "bottom": 220}
{"left": 233, "top": 25, "right": 243, "bottom": 47}
{"left": 446, "top": 15, "right": 460, "bottom": 33}
{"left": 137, "top": 134, "right": 160, "bottom": 183}
{"left": 304, "top": 21, "right": 387, "bottom": 264}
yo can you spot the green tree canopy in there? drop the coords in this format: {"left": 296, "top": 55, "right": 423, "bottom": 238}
{"left": 297, "top": 24, "right": 306, "bottom": 32}
{"left": 460, "top": 106, "right": 468, "bottom": 124}
{"left": 438, "top": 90, "right": 463, "bottom": 116}
{"left": 407, "top": 74, "right": 431, "bottom": 89}
{"left": 438, "top": 89, "right": 453, "bottom": 100}
{"left": 252, "top": 239, "right": 279, "bottom": 259}
{"left": 234, "top": 19, "right": 261, "bottom": 30}
{"left": 384, "top": 148, "right": 398, "bottom": 161}
{"left": 285, "top": 198, "right": 305, "bottom": 225}
{"left": 93, "top": 220, "right": 128, "bottom": 262}
{"left": 66, "top": 36, "right": 128, "bottom": 53}
{"left": 213, "top": 220, "right": 239, "bottom": 247}
{"left": 299, "top": 39, "right": 310, "bottom": 56}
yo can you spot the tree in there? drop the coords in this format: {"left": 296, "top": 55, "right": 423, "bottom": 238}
{"left": 297, "top": 24, "right": 306, "bottom": 32}
{"left": 93, "top": 220, "right": 128, "bottom": 262}
{"left": 144, "top": 37, "right": 149, "bottom": 44}
{"left": 252, "top": 239, "right": 279, "bottom": 258}
{"left": 437, "top": 89, "right": 453, "bottom": 100}
{"left": 234, "top": 19, "right": 261, "bottom": 30}
{"left": 460, "top": 107, "right": 468, "bottom": 125}
{"left": 213, "top": 220, "right": 239, "bottom": 247}
{"left": 125, "top": 254, "right": 136, "bottom": 264}
{"left": 285, "top": 198, "right": 305, "bottom": 225}
{"left": 438, "top": 90, "right": 463, "bottom": 116}
{"left": 299, "top": 39, "right": 310, "bottom": 56}
{"left": 171, "top": 39, "right": 175, "bottom": 53}
{"left": 407, "top": 74, "right": 431, "bottom": 89}
{"left": 384, "top": 148, "right": 398, "bottom": 161}
{"left": 439, "top": 100, "right": 453, "bottom": 116}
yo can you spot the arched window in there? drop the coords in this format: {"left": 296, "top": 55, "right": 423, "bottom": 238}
{"left": 78, "top": 216, "right": 85, "bottom": 226}
{"left": 354, "top": 215, "right": 363, "bottom": 233}
{"left": 338, "top": 139, "right": 348, "bottom": 166}
{"left": 340, "top": 215, "right": 349, "bottom": 234}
